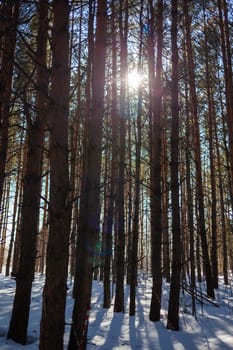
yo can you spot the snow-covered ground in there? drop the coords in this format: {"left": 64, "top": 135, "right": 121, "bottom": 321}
{"left": 0, "top": 273, "right": 233, "bottom": 349}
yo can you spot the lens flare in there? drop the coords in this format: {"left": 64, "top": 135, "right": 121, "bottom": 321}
{"left": 127, "top": 69, "right": 142, "bottom": 89}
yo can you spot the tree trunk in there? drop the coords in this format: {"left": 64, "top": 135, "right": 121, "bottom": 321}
{"left": 217, "top": 0, "right": 233, "bottom": 194}
{"left": 72, "top": 0, "right": 94, "bottom": 298}
{"left": 7, "top": 1, "right": 48, "bottom": 344}
{"left": 39, "top": 1, "right": 70, "bottom": 349}
{"left": 183, "top": 0, "right": 214, "bottom": 298}
{"left": 0, "top": 180, "right": 10, "bottom": 272}
{"left": 0, "top": 0, "right": 19, "bottom": 210}
{"left": 68, "top": 1, "right": 107, "bottom": 348}
{"left": 129, "top": 0, "right": 143, "bottom": 316}
{"left": 103, "top": 0, "right": 117, "bottom": 308}
{"left": 5, "top": 130, "right": 23, "bottom": 276}
{"left": 35, "top": 166, "right": 49, "bottom": 274}
{"left": 215, "top": 111, "right": 228, "bottom": 285}
{"left": 167, "top": 0, "right": 181, "bottom": 331}
{"left": 183, "top": 56, "right": 196, "bottom": 316}
{"left": 148, "top": 0, "right": 163, "bottom": 322}
{"left": 161, "top": 110, "right": 170, "bottom": 282}
{"left": 114, "top": 0, "right": 128, "bottom": 314}
{"left": 11, "top": 141, "right": 27, "bottom": 277}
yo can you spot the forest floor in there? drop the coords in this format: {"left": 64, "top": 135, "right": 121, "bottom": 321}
{"left": 0, "top": 273, "right": 233, "bottom": 349}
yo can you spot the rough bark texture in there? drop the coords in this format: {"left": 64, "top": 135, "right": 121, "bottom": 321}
{"left": 167, "top": 0, "right": 181, "bottom": 331}
{"left": 68, "top": 1, "right": 107, "bottom": 348}
{"left": 39, "top": 1, "right": 70, "bottom": 349}
{"left": 7, "top": 1, "right": 48, "bottom": 344}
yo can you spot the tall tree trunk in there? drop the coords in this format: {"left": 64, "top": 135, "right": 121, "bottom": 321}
{"left": 167, "top": 0, "right": 181, "bottom": 331}
{"left": 11, "top": 140, "right": 28, "bottom": 277}
{"left": 5, "top": 129, "right": 23, "bottom": 276}
{"left": 114, "top": 0, "right": 128, "bottom": 313}
{"left": 69, "top": 1, "right": 84, "bottom": 278}
{"left": 217, "top": 0, "right": 233, "bottom": 195}
{"left": 161, "top": 107, "right": 170, "bottom": 283}
{"left": 7, "top": 1, "right": 48, "bottom": 344}
{"left": 0, "top": 0, "right": 19, "bottom": 211}
{"left": 68, "top": 1, "right": 107, "bottom": 348}
{"left": 129, "top": 0, "right": 143, "bottom": 316}
{"left": 39, "top": 1, "right": 70, "bottom": 349}
{"left": 215, "top": 110, "right": 228, "bottom": 285}
{"left": 35, "top": 158, "right": 49, "bottom": 274}
{"left": 0, "top": 180, "right": 10, "bottom": 271}
{"left": 103, "top": 0, "right": 117, "bottom": 308}
{"left": 184, "top": 56, "right": 196, "bottom": 316}
{"left": 148, "top": 0, "right": 163, "bottom": 322}
{"left": 202, "top": 0, "right": 218, "bottom": 290}
{"left": 208, "top": 100, "right": 218, "bottom": 289}
{"left": 72, "top": 0, "right": 94, "bottom": 298}
{"left": 183, "top": 0, "right": 214, "bottom": 298}
{"left": 126, "top": 121, "right": 132, "bottom": 286}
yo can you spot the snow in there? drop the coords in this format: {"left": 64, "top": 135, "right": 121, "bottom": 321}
{"left": 0, "top": 273, "right": 233, "bottom": 349}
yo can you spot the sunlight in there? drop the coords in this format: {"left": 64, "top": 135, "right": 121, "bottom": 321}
{"left": 127, "top": 69, "right": 142, "bottom": 90}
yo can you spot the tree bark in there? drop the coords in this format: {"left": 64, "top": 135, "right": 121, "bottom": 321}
{"left": 217, "top": 0, "right": 233, "bottom": 195}
{"left": 68, "top": 1, "right": 107, "bottom": 348}
{"left": 129, "top": 0, "right": 143, "bottom": 316}
{"left": 0, "top": 0, "right": 19, "bottom": 211}
{"left": 148, "top": 0, "right": 163, "bottom": 322}
{"left": 167, "top": 0, "right": 181, "bottom": 331}
{"left": 183, "top": 0, "right": 214, "bottom": 298}
{"left": 39, "top": 1, "right": 70, "bottom": 349}
{"left": 5, "top": 130, "right": 23, "bottom": 276}
{"left": 114, "top": 0, "right": 128, "bottom": 314}
{"left": 7, "top": 1, "right": 48, "bottom": 344}
{"left": 103, "top": 0, "right": 118, "bottom": 308}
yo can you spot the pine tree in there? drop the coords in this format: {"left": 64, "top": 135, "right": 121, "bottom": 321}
{"left": 39, "top": 1, "right": 71, "bottom": 348}
{"left": 167, "top": 0, "right": 181, "bottom": 331}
